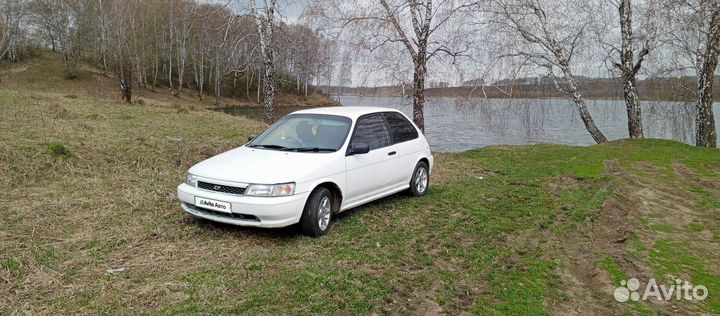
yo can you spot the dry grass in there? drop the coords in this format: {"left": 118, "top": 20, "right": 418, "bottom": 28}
{"left": 0, "top": 52, "right": 338, "bottom": 110}
{"left": 0, "top": 90, "right": 268, "bottom": 313}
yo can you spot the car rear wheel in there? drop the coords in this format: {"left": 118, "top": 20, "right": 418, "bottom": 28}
{"left": 408, "top": 161, "right": 429, "bottom": 197}
{"left": 299, "top": 187, "right": 333, "bottom": 237}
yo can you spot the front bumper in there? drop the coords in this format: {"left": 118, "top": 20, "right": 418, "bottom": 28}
{"left": 177, "top": 183, "right": 308, "bottom": 228}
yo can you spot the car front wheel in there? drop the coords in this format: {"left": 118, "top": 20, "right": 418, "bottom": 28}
{"left": 409, "top": 161, "right": 429, "bottom": 197}
{"left": 299, "top": 187, "right": 333, "bottom": 237}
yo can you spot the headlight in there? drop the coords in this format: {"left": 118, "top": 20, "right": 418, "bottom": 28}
{"left": 186, "top": 173, "right": 198, "bottom": 187}
{"left": 245, "top": 182, "right": 295, "bottom": 197}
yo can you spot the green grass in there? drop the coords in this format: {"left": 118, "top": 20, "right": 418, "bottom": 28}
{"left": 650, "top": 240, "right": 720, "bottom": 312}
{"left": 1, "top": 90, "right": 720, "bottom": 315}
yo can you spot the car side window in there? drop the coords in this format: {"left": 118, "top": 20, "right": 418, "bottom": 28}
{"left": 384, "top": 112, "right": 419, "bottom": 144}
{"left": 351, "top": 114, "right": 390, "bottom": 150}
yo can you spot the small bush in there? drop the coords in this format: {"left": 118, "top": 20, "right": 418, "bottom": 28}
{"left": 47, "top": 143, "right": 74, "bottom": 158}
{"left": 64, "top": 94, "right": 77, "bottom": 99}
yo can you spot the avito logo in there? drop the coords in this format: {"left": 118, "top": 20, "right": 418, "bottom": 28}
{"left": 614, "top": 278, "right": 708, "bottom": 302}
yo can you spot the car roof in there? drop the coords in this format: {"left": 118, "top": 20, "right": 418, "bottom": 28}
{"left": 289, "top": 106, "right": 403, "bottom": 120}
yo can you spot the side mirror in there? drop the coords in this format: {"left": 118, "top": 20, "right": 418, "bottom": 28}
{"left": 248, "top": 135, "right": 257, "bottom": 142}
{"left": 348, "top": 143, "right": 370, "bottom": 156}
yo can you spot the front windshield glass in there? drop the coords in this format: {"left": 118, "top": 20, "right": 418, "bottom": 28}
{"left": 247, "top": 114, "right": 352, "bottom": 152}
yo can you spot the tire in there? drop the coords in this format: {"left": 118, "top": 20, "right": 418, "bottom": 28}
{"left": 299, "top": 187, "right": 333, "bottom": 237}
{"left": 408, "top": 161, "right": 430, "bottom": 197}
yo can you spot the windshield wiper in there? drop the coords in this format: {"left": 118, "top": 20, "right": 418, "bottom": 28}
{"left": 247, "top": 144, "right": 288, "bottom": 150}
{"left": 283, "top": 147, "right": 335, "bottom": 152}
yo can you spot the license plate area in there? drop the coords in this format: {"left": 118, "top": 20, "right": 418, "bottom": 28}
{"left": 194, "top": 197, "right": 232, "bottom": 213}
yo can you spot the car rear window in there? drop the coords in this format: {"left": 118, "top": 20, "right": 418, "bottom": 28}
{"left": 384, "top": 112, "right": 419, "bottom": 144}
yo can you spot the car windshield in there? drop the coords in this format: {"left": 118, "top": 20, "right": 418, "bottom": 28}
{"left": 247, "top": 114, "right": 352, "bottom": 152}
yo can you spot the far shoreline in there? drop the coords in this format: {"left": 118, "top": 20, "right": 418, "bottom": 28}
{"left": 328, "top": 94, "right": 716, "bottom": 105}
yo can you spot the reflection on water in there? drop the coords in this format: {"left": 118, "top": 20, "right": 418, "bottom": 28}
{"left": 214, "top": 96, "right": 719, "bottom": 152}
{"left": 340, "top": 96, "right": 717, "bottom": 152}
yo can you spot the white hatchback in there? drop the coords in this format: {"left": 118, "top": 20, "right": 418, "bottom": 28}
{"left": 177, "top": 106, "right": 433, "bottom": 236}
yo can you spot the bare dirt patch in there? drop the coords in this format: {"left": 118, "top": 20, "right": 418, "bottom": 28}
{"left": 547, "top": 159, "right": 720, "bottom": 315}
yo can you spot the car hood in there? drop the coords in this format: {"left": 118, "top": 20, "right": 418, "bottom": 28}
{"left": 188, "top": 146, "right": 341, "bottom": 184}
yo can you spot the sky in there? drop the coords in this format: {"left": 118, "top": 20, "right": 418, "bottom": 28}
{"left": 211, "top": 0, "right": 305, "bottom": 21}
{"left": 207, "top": 0, "right": 696, "bottom": 88}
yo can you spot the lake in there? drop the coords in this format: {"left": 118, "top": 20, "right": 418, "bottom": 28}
{"left": 215, "top": 96, "right": 720, "bottom": 152}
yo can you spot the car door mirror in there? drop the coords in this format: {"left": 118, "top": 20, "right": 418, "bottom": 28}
{"left": 248, "top": 135, "right": 257, "bottom": 142}
{"left": 348, "top": 143, "right": 370, "bottom": 155}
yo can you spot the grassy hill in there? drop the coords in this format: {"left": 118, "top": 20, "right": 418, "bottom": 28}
{"left": 0, "top": 52, "right": 338, "bottom": 108}
{"left": 0, "top": 80, "right": 719, "bottom": 314}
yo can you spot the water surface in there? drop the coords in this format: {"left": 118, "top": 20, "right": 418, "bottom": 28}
{"left": 215, "top": 96, "right": 719, "bottom": 152}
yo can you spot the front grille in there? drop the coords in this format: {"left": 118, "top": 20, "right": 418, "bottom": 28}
{"left": 198, "top": 181, "right": 246, "bottom": 195}
{"left": 186, "top": 203, "right": 259, "bottom": 222}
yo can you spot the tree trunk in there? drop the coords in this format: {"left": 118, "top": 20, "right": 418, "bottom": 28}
{"left": 252, "top": 0, "right": 277, "bottom": 124}
{"left": 573, "top": 94, "right": 608, "bottom": 144}
{"left": 412, "top": 55, "right": 427, "bottom": 133}
{"left": 199, "top": 52, "right": 205, "bottom": 99}
{"left": 246, "top": 68, "right": 252, "bottom": 99}
{"left": 177, "top": 34, "right": 187, "bottom": 93}
{"left": 214, "top": 51, "right": 221, "bottom": 106}
{"left": 262, "top": 51, "right": 276, "bottom": 124}
{"left": 62, "top": 50, "right": 77, "bottom": 80}
{"left": 178, "top": 53, "right": 185, "bottom": 93}
{"left": 49, "top": 32, "right": 56, "bottom": 52}
{"left": 559, "top": 66, "right": 608, "bottom": 143}
{"left": 152, "top": 55, "right": 159, "bottom": 88}
{"left": 618, "top": 0, "right": 644, "bottom": 139}
{"left": 168, "top": 21, "right": 174, "bottom": 90}
{"left": 695, "top": 29, "right": 719, "bottom": 148}
{"left": 622, "top": 78, "right": 644, "bottom": 138}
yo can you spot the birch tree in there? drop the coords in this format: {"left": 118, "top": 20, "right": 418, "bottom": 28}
{"left": 94, "top": 0, "right": 110, "bottom": 72}
{"left": 174, "top": 1, "right": 193, "bottom": 93}
{"left": 250, "top": 0, "right": 278, "bottom": 124}
{"left": 0, "top": 0, "right": 30, "bottom": 70}
{"left": 691, "top": 3, "right": 720, "bottom": 148}
{"left": 491, "top": 0, "right": 608, "bottom": 143}
{"left": 613, "top": 0, "right": 654, "bottom": 138}
{"left": 665, "top": 0, "right": 719, "bottom": 148}
{"left": 590, "top": 0, "right": 665, "bottom": 139}
{"left": 307, "top": 0, "right": 481, "bottom": 133}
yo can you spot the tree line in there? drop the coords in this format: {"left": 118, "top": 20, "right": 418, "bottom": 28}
{"left": 0, "top": 0, "right": 338, "bottom": 123}
{"left": 306, "top": 0, "right": 718, "bottom": 148}
{"left": 1, "top": 0, "right": 718, "bottom": 147}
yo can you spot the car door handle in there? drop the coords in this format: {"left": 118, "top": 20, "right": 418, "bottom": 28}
{"left": 388, "top": 151, "right": 397, "bottom": 156}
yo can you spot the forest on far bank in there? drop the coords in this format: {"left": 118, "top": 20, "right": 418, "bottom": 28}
{"left": 321, "top": 76, "right": 718, "bottom": 102}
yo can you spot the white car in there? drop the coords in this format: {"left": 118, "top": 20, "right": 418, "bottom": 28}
{"left": 177, "top": 106, "right": 433, "bottom": 236}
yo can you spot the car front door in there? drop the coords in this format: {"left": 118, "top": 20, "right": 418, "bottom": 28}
{"left": 344, "top": 113, "right": 394, "bottom": 207}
